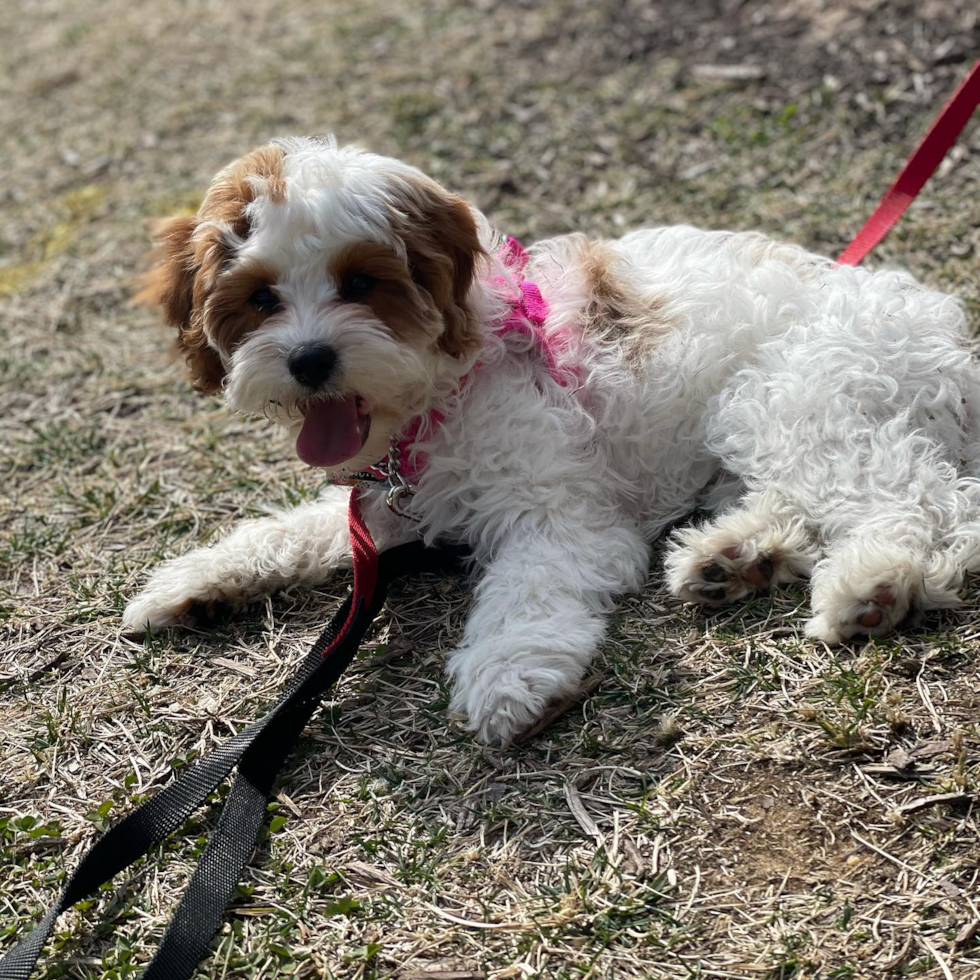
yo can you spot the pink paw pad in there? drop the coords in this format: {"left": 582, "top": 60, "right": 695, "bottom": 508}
{"left": 856, "top": 587, "right": 896, "bottom": 630}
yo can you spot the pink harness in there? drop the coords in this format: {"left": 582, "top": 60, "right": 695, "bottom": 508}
{"left": 493, "top": 235, "right": 569, "bottom": 385}
{"left": 348, "top": 236, "right": 573, "bottom": 502}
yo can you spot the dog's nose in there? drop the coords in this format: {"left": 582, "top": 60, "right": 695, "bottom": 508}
{"left": 288, "top": 345, "right": 337, "bottom": 389}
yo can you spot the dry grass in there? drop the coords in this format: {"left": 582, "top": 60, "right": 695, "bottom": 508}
{"left": 2, "top": 1, "right": 980, "bottom": 977}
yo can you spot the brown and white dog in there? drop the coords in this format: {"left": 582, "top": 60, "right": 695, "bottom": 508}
{"left": 125, "top": 135, "right": 980, "bottom": 743}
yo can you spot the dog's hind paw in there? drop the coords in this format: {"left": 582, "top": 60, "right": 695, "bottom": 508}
{"left": 669, "top": 543, "right": 777, "bottom": 605}
{"left": 805, "top": 542, "right": 961, "bottom": 644}
{"left": 805, "top": 582, "right": 920, "bottom": 644}
{"left": 665, "top": 514, "right": 814, "bottom": 607}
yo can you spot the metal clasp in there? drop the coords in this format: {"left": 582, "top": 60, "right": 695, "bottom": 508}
{"left": 383, "top": 440, "right": 418, "bottom": 518}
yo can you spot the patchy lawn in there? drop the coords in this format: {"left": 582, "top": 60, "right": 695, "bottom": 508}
{"left": 2, "top": 1, "right": 978, "bottom": 977}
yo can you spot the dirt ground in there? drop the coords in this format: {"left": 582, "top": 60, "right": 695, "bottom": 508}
{"left": 2, "top": 1, "right": 979, "bottom": 978}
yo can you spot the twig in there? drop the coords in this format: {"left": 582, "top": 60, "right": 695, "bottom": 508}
{"left": 422, "top": 903, "right": 526, "bottom": 931}
{"left": 849, "top": 830, "right": 930, "bottom": 884}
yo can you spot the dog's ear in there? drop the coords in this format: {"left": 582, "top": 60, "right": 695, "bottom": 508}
{"left": 136, "top": 215, "right": 226, "bottom": 394}
{"left": 390, "top": 176, "right": 485, "bottom": 359}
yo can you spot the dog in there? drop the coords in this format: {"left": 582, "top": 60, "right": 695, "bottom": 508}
{"left": 123, "top": 135, "right": 980, "bottom": 744}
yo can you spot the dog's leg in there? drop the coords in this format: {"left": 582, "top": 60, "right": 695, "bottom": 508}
{"left": 447, "top": 522, "right": 650, "bottom": 745}
{"left": 799, "top": 426, "right": 980, "bottom": 641}
{"left": 122, "top": 486, "right": 411, "bottom": 632}
{"left": 691, "top": 301, "right": 980, "bottom": 638}
{"left": 796, "top": 441, "right": 977, "bottom": 642}
{"left": 664, "top": 489, "right": 818, "bottom": 606}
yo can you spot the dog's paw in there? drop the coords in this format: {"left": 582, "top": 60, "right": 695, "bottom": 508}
{"left": 122, "top": 591, "right": 244, "bottom": 635}
{"left": 805, "top": 544, "right": 959, "bottom": 644}
{"left": 122, "top": 592, "right": 188, "bottom": 635}
{"left": 667, "top": 543, "right": 776, "bottom": 605}
{"left": 665, "top": 518, "right": 813, "bottom": 607}
{"left": 122, "top": 552, "right": 246, "bottom": 635}
{"left": 805, "top": 582, "right": 919, "bottom": 644}
{"left": 447, "top": 652, "right": 580, "bottom": 745}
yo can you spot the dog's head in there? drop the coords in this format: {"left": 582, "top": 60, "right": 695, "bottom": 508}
{"left": 139, "top": 137, "right": 485, "bottom": 472}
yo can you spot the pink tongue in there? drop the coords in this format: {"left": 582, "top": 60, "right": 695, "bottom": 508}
{"left": 296, "top": 396, "right": 368, "bottom": 467}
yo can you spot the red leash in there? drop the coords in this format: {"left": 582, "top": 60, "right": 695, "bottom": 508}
{"left": 325, "top": 486, "right": 380, "bottom": 659}
{"left": 838, "top": 59, "right": 980, "bottom": 266}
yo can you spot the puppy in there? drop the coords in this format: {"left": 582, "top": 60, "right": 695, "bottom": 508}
{"left": 124, "top": 135, "right": 980, "bottom": 744}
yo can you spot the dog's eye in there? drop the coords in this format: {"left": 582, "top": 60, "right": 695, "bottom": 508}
{"left": 342, "top": 272, "right": 376, "bottom": 301}
{"left": 249, "top": 286, "right": 281, "bottom": 314}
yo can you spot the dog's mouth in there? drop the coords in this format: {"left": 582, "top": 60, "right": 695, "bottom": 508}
{"left": 295, "top": 395, "right": 371, "bottom": 468}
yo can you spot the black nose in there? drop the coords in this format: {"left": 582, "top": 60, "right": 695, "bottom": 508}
{"left": 288, "top": 345, "right": 337, "bottom": 389}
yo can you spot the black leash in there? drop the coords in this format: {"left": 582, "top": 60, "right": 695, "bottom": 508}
{"left": 0, "top": 540, "right": 464, "bottom": 980}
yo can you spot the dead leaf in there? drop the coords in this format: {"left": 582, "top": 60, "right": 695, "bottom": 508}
{"left": 897, "top": 791, "right": 971, "bottom": 815}
{"left": 564, "top": 778, "right": 602, "bottom": 844}
{"left": 883, "top": 745, "right": 913, "bottom": 770}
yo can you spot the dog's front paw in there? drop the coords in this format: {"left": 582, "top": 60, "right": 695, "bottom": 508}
{"left": 122, "top": 552, "right": 245, "bottom": 635}
{"left": 447, "top": 651, "right": 581, "bottom": 745}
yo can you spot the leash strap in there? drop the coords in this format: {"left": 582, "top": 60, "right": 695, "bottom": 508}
{"left": 0, "top": 489, "right": 458, "bottom": 980}
{"left": 838, "top": 59, "right": 980, "bottom": 266}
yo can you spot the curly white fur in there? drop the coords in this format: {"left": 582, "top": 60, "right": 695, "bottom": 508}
{"left": 125, "top": 139, "right": 980, "bottom": 744}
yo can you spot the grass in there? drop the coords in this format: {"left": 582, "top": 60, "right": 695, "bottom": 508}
{"left": 3, "top": 0, "right": 980, "bottom": 977}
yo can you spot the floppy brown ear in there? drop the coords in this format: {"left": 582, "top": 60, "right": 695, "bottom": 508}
{"left": 136, "top": 215, "right": 226, "bottom": 394}
{"left": 390, "top": 176, "right": 485, "bottom": 359}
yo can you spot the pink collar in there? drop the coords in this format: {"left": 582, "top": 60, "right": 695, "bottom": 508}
{"left": 347, "top": 237, "right": 573, "bottom": 502}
